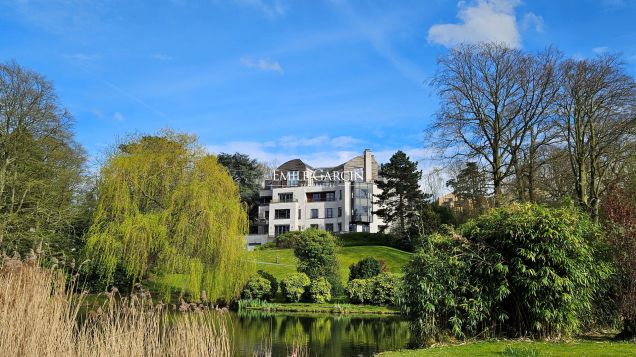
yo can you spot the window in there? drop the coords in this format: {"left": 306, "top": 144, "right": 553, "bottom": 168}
{"left": 337, "top": 223, "right": 342, "bottom": 232}
{"left": 338, "top": 207, "right": 342, "bottom": 217}
{"left": 274, "top": 225, "right": 290, "bottom": 236}
{"left": 325, "top": 208, "right": 333, "bottom": 218}
{"left": 311, "top": 209, "right": 319, "bottom": 219}
{"left": 278, "top": 193, "right": 293, "bottom": 202}
{"left": 310, "top": 224, "right": 319, "bottom": 229}
{"left": 312, "top": 193, "right": 321, "bottom": 202}
{"left": 325, "top": 223, "right": 334, "bottom": 232}
{"left": 288, "top": 171, "right": 299, "bottom": 186}
{"left": 339, "top": 190, "right": 342, "bottom": 200}
{"left": 298, "top": 209, "right": 301, "bottom": 219}
{"left": 349, "top": 223, "right": 357, "bottom": 232}
{"left": 362, "top": 224, "right": 370, "bottom": 232}
{"left": 274, "top": 209, "right": 290, "bottom": 219}
{"left": 326, "top": 192, "right": 335, "bottom": 201}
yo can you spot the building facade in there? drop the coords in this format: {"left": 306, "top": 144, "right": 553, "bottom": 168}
{"left": 255, "top": 149, "right": 384, "bottom": 237}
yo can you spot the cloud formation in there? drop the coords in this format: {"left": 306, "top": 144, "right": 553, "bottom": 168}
{"left": 241, "top": 57, "right": 284, "bottom": 74}
{"left": 427, "top": 0, "right": 524, "bottom": 48}
{"left": 234, "top": 0, "right": 287, "bottom": 19}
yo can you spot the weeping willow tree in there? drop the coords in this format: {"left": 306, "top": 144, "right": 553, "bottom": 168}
{"left": 85, "top": 132, "right": 253, "bottom": 301}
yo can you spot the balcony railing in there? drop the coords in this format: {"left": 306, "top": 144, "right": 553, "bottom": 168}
{"left": 270, "top": 198, "right": 299, "bottom": 203}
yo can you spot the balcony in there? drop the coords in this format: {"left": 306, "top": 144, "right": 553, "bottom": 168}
{"left": 270, "top": 198, "right": 299, "bottom": 204}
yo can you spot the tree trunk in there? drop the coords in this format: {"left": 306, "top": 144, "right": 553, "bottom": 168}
{"left": 616, "top": 319, "right": 636, "bottom": 340}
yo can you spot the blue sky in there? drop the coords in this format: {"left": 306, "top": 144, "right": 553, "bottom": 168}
{"left": 1, "top": 0, "right": 636, "bottom": 169}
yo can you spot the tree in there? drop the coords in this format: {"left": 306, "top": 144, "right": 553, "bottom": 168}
{"left": 374, "top": 151, "right": 424, "bottom": 247}
{"left": 217, "top": 152, "right": 263, "bottom": 217}
{"left": 446, "top": 162, "right": 490, "bottom": 217}
{"left": 556, "top": 54, "right": 636, "bottom": 220}
{"left": 0, "top": 61, "right": 86, "bottom": 255}
{"left": 430, "top": 43, "right": 560, "bottom": 205}
{"left": 85, "top": 132, "right": 252, "bottom": 301}
{"left": 293, "top": 228, "right": 342, "bottom": 294}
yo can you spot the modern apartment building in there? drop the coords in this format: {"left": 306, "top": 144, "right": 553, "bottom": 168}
{"left": 255, "top": 149, "right": 383, "bottom": 237}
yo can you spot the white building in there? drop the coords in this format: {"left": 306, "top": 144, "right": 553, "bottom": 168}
{"left": 255, "top": 149, "right": 384, "bottom": 238}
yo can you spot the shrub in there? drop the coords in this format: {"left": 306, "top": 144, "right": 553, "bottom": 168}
{"left": 257, "top": 270, "right": 278, "bottom": 296}
{"left": 346, "top": 279, "right": 373, "bottom": 304}
{"left": 308, "top": 277, "right": 332, "bottom": 303}
{"left": 275, "top": 231, "right": 303, "bottom": 248}
{"left": 349, "top": 257, "right": 384, "bottom": 281}
{"left": 369, "top": 273, "right": 401, "bottom": 305}
{"left": 241, "top": 275, "right": 273, "bottom": 300}
{"left": 346, "top": 273, "right": 401, "bottom": 305}
{"left": 280, "top": 273, "right": 310, "bottom": 302}
{"left": 293, "top": 229, "right": 342, "bottom": 294}
{"left": 402, "top": 203, "right": 610, "bottom": 345}
{"left": 336, "top": 232, "right": 393, "bottom": 247}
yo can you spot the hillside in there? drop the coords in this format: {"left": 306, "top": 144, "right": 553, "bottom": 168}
{"left": 250, "top": 246, "right": 412, "bottom": 284}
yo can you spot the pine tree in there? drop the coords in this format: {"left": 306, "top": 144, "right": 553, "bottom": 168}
{"left": 374, "top": 151, "right": 424, "bottom": 248}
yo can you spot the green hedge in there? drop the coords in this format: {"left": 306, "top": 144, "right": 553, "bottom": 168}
{"left": 308, "top": 277, "right": 332, "bottom": 303}
{"left": 280, "top": 272, "right": 310, "bottom": 302}
{"left": 346, "top": 273, "right": 401, "bottom": 305}
{"left": 241, "top": 275, "right": 273, "bottom": 300}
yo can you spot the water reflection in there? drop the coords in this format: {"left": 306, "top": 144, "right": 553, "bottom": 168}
{"left": 227, "top": 310, "right": 410, "bottom": 357}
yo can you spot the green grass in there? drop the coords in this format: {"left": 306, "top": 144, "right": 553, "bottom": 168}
{"left": 380, "top": 340, "right": 636, "bottom": 356}
{"left": 250, "top": 245, "right": 412, "bottom": 284}
{"left": 240, "top": 301, "right": 400, "bottom": 314}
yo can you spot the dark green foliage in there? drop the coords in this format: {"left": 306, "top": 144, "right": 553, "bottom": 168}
{"left": 402, "top": 203, "right": 610, "bottom": 345}
{"left": 346, "top": 273, "right": 401, "bottom": 305}
{"left": 257, "top": 270, "right": 278, "bottom": 296}
{"left": 217, "top": 152, "right": 263, "bottom": 208}
{"left": 336, "top": 232, "right": 394, "bottom": 247}
{"left": 374, "top": 151, "right": 425, "bottom": 250}
{"left": 275, "top": 231, "right": 303, "bottom": 248}
{"left": 280, "top": 272, "right": 310, "bottom": 302}
{"left": 446, "top": 162, "right": 490, "bottom": 220}
{"left": 349, "top": 257, "right": 384, "bottom": 281}
{"left": 308, "top": 277, "right": 332, "bottom": 303}
{"left": 241, "top": 275, "right": 273, "bottom": 300}
{"left": 293, "top": 228, "right": 342, "bottom": 294}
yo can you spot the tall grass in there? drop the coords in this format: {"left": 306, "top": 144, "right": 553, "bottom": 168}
{"left": 0, "top": 255, "right": 231, "bottom": 356}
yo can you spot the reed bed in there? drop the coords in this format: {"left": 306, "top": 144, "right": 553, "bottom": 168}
{"left": 0, "top": 255, "right": 231, "bottom": 357}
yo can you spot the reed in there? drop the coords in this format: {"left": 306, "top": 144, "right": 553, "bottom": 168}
{"left": 0, "top": 255, "right": 231, "bottom": 357}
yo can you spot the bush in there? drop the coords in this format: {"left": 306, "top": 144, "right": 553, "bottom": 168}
{"left": 349, "top": 257, "right": 385, "bottom": 281}
{"left": 369, "top": 273, "right": 401, "bottom": 305}
{"left": 275, "top": 231, "right": 303, "bottom": 248}
{"left": 337, "top": 232, "right": 393, "bottom": 247}
{"left": 346, "top": 273, "right": 401, "bottom": 305}
{"left": 257, "top": 270, "right": 278, "bottom": 296}
{"left": 308, "top": 277, "right": 332, "bottom": 303}
{"left": 346, "top": 279, "right": 373, "bottom": 304}
{"left": 293, "top": 229, "right": 342, "bottom": 294}
{"left": 401, "top": 203, "right": 610, "bottom": 345}
{"left": 280, "top": 273, "right": 310, "bottom": 302}
{"left": 241, "top": 275, "right": 273, "bottom": 300}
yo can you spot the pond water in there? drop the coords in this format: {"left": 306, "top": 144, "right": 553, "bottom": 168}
{"left": 227, "top": 310, "right": 411, "bottom": 357}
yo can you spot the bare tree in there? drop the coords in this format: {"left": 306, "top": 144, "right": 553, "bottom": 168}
{"left": 556, "top": 55, "right": 636, "bottom": 219}
{"left": 429, "top": 43, "right": 560, "bottom": 205}
{"left": 0, "top": 61, "right": 85, "bottom": 252}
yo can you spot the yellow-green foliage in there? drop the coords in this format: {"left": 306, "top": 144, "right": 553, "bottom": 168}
{"left": 85, "top": 132, "right": 253, "bottom": 301}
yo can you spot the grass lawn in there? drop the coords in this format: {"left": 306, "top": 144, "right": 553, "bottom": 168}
{"left": 241, "top": 301, "right": 400, "bottom": 314}
{"left": 249, "top": 245, "right": 412, "bottom": 284}
{"left": 380, "top": 340, "right": 636, "bottom": 356}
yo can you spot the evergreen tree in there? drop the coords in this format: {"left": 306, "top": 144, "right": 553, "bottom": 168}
{"left": 374, "top": 151, "right": 424, "bottom": 248}
{"left": 217, "top": 152, "right": 264, "bottom": 221}
{"left": 446, "top": 162, "right": 490, "bottom": 218}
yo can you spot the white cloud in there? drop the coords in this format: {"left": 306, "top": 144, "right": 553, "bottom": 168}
{"left": 241, "top": 57, "right": 284, "bottom": 74}
{"left": 278, "top": 135, "right": 361, "bottom": 148}
{"left": 234, "top": 0, "right": 287, "bottom": 19}
{"left": 63, "top": 53, "right": 100, "bottom": 62}
{"left": 593, "top": 46, "right": 610, "bottom": 54}
{"left": 521, "top": 12, "right": 544, "bottom": 32}
{"left": 427, "top": 0, "right": 522, "bottom": 48}
{"left": 113, "top": 112, "right": 125, "bottom": 121}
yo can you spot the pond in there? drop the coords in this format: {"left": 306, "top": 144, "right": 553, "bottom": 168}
{"left": 227, "top": 310, "right": 411, "bottom": 357}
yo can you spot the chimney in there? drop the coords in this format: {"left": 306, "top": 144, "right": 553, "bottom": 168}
{"left": 363, "top": 149, "right": 373, "bottom": 182}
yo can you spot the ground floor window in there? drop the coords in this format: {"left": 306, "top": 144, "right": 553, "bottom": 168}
{"left": 274, "top": 225, "right": 290, "bottom": 236}
{"left": 325, "top": 223, "right": 334, "bottom": 232}
{"left": 338, "top": 223, "right": 342, "bottom": 232}
{"left": 349, "top": 223, "right": 357, "bottom": 232}
{"left": 310, "top": 224, "right": 319, "bottom": 229}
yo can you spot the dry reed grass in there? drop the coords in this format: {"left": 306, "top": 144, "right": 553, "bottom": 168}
{"left": 0, "top": 254, "right": 231, "bottom": 357}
